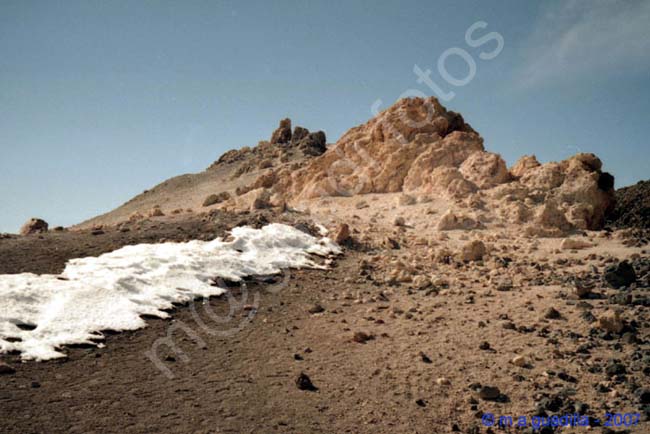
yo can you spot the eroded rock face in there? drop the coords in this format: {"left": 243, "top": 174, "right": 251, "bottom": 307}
{"left": 20, "top": 218, "right": 49, "bottom": 235}
{"left": 280, "top": 97, "right": 483, "bottom": 200}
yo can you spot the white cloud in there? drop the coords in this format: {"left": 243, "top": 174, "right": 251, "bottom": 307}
{"left": 519, "top": 0, "right": 650, "bottom": 86}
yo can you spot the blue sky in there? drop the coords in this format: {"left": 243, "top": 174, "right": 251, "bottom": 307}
{"left": 1, "top": 0, "right": 649, "bottom": 233}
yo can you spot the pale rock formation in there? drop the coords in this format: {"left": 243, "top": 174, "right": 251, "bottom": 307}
{"left": 458, "top": 151, "right": 509, "bottom": 189}
{"left": 278, "top": 97, "right": 481, "bottom": 200}
{"left": 509, "top": 155, "right": 540, "bottom": 179}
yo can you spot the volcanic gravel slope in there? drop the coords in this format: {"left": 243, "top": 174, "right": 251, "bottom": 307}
{"left": 608, "top": 180, "right": 650, "bottom": 230}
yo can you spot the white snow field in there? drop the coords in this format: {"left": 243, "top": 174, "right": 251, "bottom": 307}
{"left": 0, "top": 224, "right": 340, "bottom": 361}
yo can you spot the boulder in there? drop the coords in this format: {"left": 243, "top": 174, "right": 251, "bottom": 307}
{"left": 232, "top": 188, "right": 273, "bottom": 211}
{"left": 525, "top": 200, "right": 573, "bottom": 237}
{"left": 148, "top": 207, "right": 164, "bottom": 217}
{"left": 397, "top": 193, "right": 416, "bottom": 206}
{"left": 604, "top": 261, "right": 637, "bottom": 289}
{"left": 291, "top": 126, "right": 310, "bottom": 143}
{"left": 202, "top": 191, "right": 231, "bottom": 207}
{"left": 19, "top": 218, "right": 48, "bottom": 235}
{"left": 300, "top": 132, "right": 327, "bottom": 156}
{"left": 598, "top": 310, "right": 624, "bottom": 333}
{"left": 460, "top": 240, "right": 486, "bottom": 262}
{"left": 0, "top": 362, "right": 16, "bottom": 375}
{"left": 334, "top": 223, "right": 351, "bottom": 244}
{"left": 560, "top": 238, "right": 593, "bottom": 250}
{"left": 252, "top": 171, "right": 278, "bottom": 189}
{"left": 436, "top": 210, "right": 481, "bottom": 231}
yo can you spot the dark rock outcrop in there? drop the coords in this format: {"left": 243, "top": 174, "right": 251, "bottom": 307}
{"left": 270, "top": 118, "right": 292, "bottom": 144}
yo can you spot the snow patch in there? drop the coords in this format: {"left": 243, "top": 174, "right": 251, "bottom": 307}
{"left": 0, "top": 224, "right": 340, "bottom": 361}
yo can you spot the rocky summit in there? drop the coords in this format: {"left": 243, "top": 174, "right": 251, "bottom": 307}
{"left": 269, "top": 97, "right": 615, "bottom": 233}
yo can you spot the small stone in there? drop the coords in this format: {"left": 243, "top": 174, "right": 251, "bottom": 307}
{"left": 511, "top": 356, "right": 527, "bottom": 367}
{"left": 295, "top": 372, "right": 318, "bottom": 391}
{"left": 605, "top": 360, "right": 626, "bottom": 376}
{"left": 573, "top": 282, "right": 592, "bottom": 298}
{"left": 334, "top": 224, "right": 351, "bottom": 244}
{"left": 394, "top": 216, "right": 406, "bottom": 227}
{"left": 0, "top": 362, "right": 16, "bottom": 375}
{"left": 413, "top": 275, "right": 431, "bottom": 290}
{"left": 436, "top": 377, "right": 451, "bottom": 386}
{"left": 478, "top": 385, "right": 501, "bottom": 400}
{"left": 479, "top": 341, "right": 491, "bottom": 350}
{"left": 635, "top": 388, "right": 650, "bottom": 404}
{"left": 398, "top": 194, "right": 416, "bottom": 206}
{"left": 544, "top": 307, "right": 561, "bottom": 319}
{"left": 495, "top": 279, "right": 513, "bottom": 292}
{"left": 419, "top": 352, "right": 432, "bottom": 363}
{"left": 384, "top": 237, "right": 400, "bottom": 250}
{"left": 308, "top": 304, "right": 325, "bottom": 314}
{"left": 352, "top": 331, "right": 374, "bottom": 343}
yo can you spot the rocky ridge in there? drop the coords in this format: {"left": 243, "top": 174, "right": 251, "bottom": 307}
{"left": 252, "top": 97, "right": 615, "bottom": 235}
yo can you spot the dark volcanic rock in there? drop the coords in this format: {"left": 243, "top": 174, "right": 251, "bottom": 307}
{"left": 301, "top": 131, "right": 327, "bottom": 156}
{"left": 0, "top": 362, "right": 16, "bottom": 375}
{"left": 477, "top": 385, "right": 500, "bottom": 400}
{"left": 295, "top": 372, "right": 318, "bottom": 391}
{"left": 291, "top": 126, "right": 309, "bottom": 143}
{"left": 604, "top": 261, "right": 637, "bottom": 289}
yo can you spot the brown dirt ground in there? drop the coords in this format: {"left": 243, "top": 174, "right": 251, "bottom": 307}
{"left": 1, "top": 208, "right": 649, "bottom": 434}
